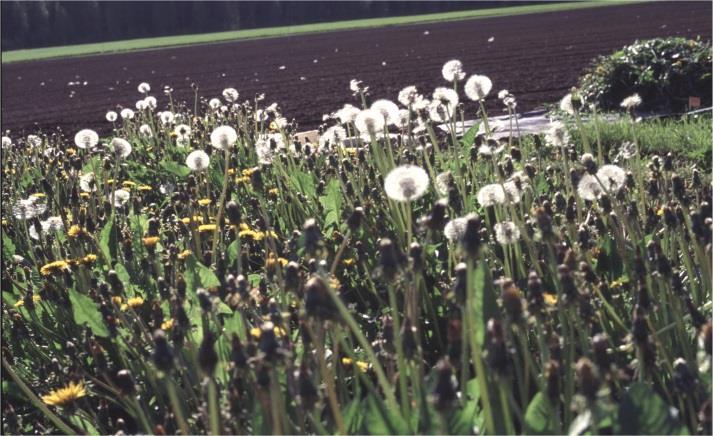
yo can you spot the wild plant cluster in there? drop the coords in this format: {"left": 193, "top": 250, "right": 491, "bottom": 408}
{"left": 1, "top": 60, "right": 711, "bottom": 435}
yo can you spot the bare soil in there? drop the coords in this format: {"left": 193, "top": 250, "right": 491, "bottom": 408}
{"left": 1, "top": 2, "right": 710, "bottom": 136}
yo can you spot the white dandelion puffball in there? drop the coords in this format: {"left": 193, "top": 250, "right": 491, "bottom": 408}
{"left": 444, "top": 216, "right": 468, "bottom": 242}
{"left": 109, "top": 138, "right": 132, "bottom": 158}
{"left": 371, "top": 99, "right": 400, "bottom": 126}
{"left": 398, "top": 86, "right": 420, "bottom": 107}
{"left": 160, "top": 111, "right": 175, "bottom": 125}
{"left": 577, "top": 174, "right": 604, "bottom": 201}
{"left": 174, "top": 124, "right": 191, "bottom": 139}
{"left": 209, "top": 98, "right": 221, "bottom": 110}
{"left": 384, "top": 165, "right": 429, "bottom": 202}
{"left": 435, "top": 171, "right": 453, "bottom": 196}
{"left": 79, "top": 172, "right": 97, "bottom": 192}
{"left": 120, "top": 108, "right": 135, "bottom": 120}
{"left": 620, "top": 93, "right": 642, "bottom": 110}
{"left": 186, "top": 150, "right": 210, "bottom": 171}
{"left": 464, "top": 74, "right": 493, "bottom": 101}
{"left": 318, "top": 126, "right": 347, "bottom": 152}
{"left": 503, "top": 180, "right": 523, "bottom": 204}
{"left": 135, "top": 100, "right": 147, "bottom": 111}
{"left": 74, "top": 129, "right": 99, "bottom": 149}
{"left": 596, "top": 165, "right": 627, "bottom": 191}
{"left": 210, "top": 125, "right": 238, "bottom": 150}
{"left": 12, "top": 197, "right": 47, "bottom": 220}
{"left": 2, "top": 136, "right": 12, "bottom": 148}
{"left": 442, "top": 59, "right": 466, "bottom": 82}
{"left": 255, "top": 139, "right": 276, "bottom": 165}
{"left": 32, "top": 216, "right": 64, "bottom": 239}
{"left": 143, "top": 96, "right": 157, "bottom": 110}
{"left": 429, "top": 87, "right": 459, "bottom": 122}
{"left": 355, "top": 109, "right": 385, "bottom": 135}
{"left": 545, "top": 121, "right": 570, "bottom": 147}
{"left": 498, "top": 89, "right": 510, "bottom": 100}
{"left": 559, "top": 93, "right": 575, "bottom": 115}
{"left": 139, "top": 124, "right": 153, "bottom": 137}
{"left": 336, "top": 104, "right": 360, "bottom": 124}
{"left": 494, "top": 221, "right": 521, "bottom": 245}
{"left": 349, "top": 79, "right": 362, "bottom": 93}
{"left": 477, "top": 183, "right": 506, "bottom": 207}
{"left": 137, "top": 82, "right": 151, "bottom": 93}
{"left": 106, "top": 111, "right": 118, "bottom": 122}
{"left": 222, "top": 88, "right": 239, "bottom": 102}
{"left": 26, "top": 135, "right": 42, "bottom": 148}
{"left": 112, "top": 189, "right": 131, "bottom": 208}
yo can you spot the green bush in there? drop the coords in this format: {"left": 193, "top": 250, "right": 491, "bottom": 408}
{"left": 579, "top": 37, "right": 712, "bottom": 113}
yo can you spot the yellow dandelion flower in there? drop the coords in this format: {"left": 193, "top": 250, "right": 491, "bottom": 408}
{"left": 30, "top": 193, "right": 46, "bottom": 199}
{"left": 177, "top": 249, "right": 192, "bottom": 260}
{"left": 198, "top": 198, "right": 212, "bottom": 206}
{"left": 41, "top": 381, "right": 87, "bottom": 407}
{"left": 342, "top": 258, "right": 355, "bottom": 266}
{"left": 543, "top": 293, "right": 558, "bottom": 307}
{"left": 344, "top": 147, "right": 358, "bottom": 155}
{"left": 250, "top": 327, "right": 262, "bottom": 339}
{"left": 228, "top": 168, "right": 237, "bottom": 176}
{"left": 239, "top": 229, "right": 258, "bottom": 240}
{"left": 329, "top": 277, "right": 341, "bottom": 290}
{"left": 15, "top": 294, "right": 43, "bottom": 307}
{"left": 2, "top": 219, "right": 8, "bottom": 226}
{"left": 268, "top": 188, "right": 279, "bottom": 196}
{"left": 142, "top": 236, "right": 160, "bottom": 247}
{"left": 79, "top": 192, "right": 90, "bottom": 198}
{"left": 269, "top": 121, "right": 278, "bottom": 131}
{"left": 105, "top": 179, "right": 115, "bottom": 185}
{"left": 161, "top": 319, "right": 175, "bottom": 331}
{"left": 341, "top": 358, "right": 369, "bottom": 373}
{"left": 266, "top": 255, "right": 288, "bottom": 268}
{"left": 40, "top": 260, "right": 70, "bottom": 276}
{"left": 78, "top": 254, "right": 97, "bottom": 265}
{"left": 111, "top": 296, "right": 123, "bottom": 305}
{"left": 66, "top": 148, "right": 77, "bottom": 155}
{"left": 242, "top": 167, "right": 257, "bottom": 177}
{"left": 198, "top": 224, "right": 217, "bottom": 233}
{"left": 656, "top": 207, "right": 664, "bottom": 217}
{"left": 122, "top": 181, "right": 136, "bottom": 188}
{"left": 121, "top": 296, "right": 145, "bottom": 311}
{"left": 235, "top": 176, "right": 250, "bottom": 184}
{"left": 138, "top": 185, "right": 152, "bottom": 191}
{"left": 67, "top": 225, "right": 84, "bottom": 238}
{"left": 239, "top": 223, "right": 251, "bottom": 231}
{"left": 181, "top": 215, "right": 204, "bottom": 225}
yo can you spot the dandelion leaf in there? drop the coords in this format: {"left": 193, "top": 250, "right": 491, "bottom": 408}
{"left": 99, "top": 215, "right": 117, "bottom": 263}
{"left": 290, "top": 171, "right": 316, "bottom": 199}
{"left": 68, "top": 288, "right": 109, "bottom": 338}
{"left": 450, "top": 379, "right": 483, "bottom": 434}
{"left": 159, "top": 159, "right": 191, "bottom": 178}
{"left": 525, "top": 392, "right": 558, "bottom": 435}
{"left": 319, "top": 179, "right": 343, "bottom": 229}
{"left": 618, "top": 383, "right": 688, "bottom": 435}
{"left": 363, "top": 395, "right": 409, "bottom": 435}
{"left": 459, "top": 122, "right": 481, "bottom": 148}
{"left": 2, "top": 231, "right": 15, "bottom": 260}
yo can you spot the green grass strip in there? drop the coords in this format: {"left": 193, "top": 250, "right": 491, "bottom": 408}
{"left": 2, "top": 1, "right": 639, "bottom": 64}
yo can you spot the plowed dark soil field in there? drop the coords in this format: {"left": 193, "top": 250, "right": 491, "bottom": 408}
{"left": 2, "top": 2, "right": 711, "bottom": 136}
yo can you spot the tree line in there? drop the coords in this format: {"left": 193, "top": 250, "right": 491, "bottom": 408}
{"left": 1, "top": 1, "right": 540, "bottom": 50}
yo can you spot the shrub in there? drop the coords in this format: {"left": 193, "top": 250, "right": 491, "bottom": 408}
{"left": 579, "top": 37, "right": 712, "bottom": 113}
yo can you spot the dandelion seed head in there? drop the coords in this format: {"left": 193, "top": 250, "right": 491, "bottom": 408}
{"left": 106, "top": 111, "right": 118, "bottom": 122}
{"left": 208, "top": 98, "right": 221, "bottom": 110}
{"left": 577, "top": 174, "right": 604, "bottom": 201}
{"left": 210, "top": 125, "right": 238, "bottom": 150}
{"left": 143, "top": 96, "right": 157, "bottom": 110}
{"left": 435, "top": 171, "right": 453, "bottom": 196}
{"left": 494, "top": 221, "right": 521, "bottom": 244}
{"left": 444, "top": 217, "right": 468, "bottom": 242}
{"left": 336, "top": 104, "right": 360, "bottom": 124}
{"left": 464, "top": 74, "right": 493, "bottom": 101}
{"left": 355, "top": 109, "right": 385, "bottom": 135}
{"left": 186, "top": 150, "right": 210, "bottom": 172}
{"left": 384, "top": 165, "right": 429, "bottom": 202}
{"left": 559, "top": 93, "right": 575, "bottom": 115}
{"left": 398, "top": 86, "right": 421, "bottom": 107}
{"left": 503, "top": 180, "right": 523, "bottom": 204}
{"left": 442, "top": 59, "right": 466, "bottom": 82}
{"left": 79, "top": 172, "right": 97, "bottom": 192}
{"left": 477, "top": 183, "right": 506, "bottom": 207}
{"left": 137, "top": 82, "right": 151, "bottom": 93}
{"left": 222, "top": 88, "right": 239, "bottom": 102}
{"left": 160, "top": 111, "right": 175, "bottom": 125}
{"left": 545, "top": 121, "right": 570, "bottom": 147}
{"left": 138, "top": 124, "right": 152, "bottom": 138}
{"left": 620, "top": 93, "right": 642, "bottom": 110}
{"left": 109, "top": 138, "right": 132, "bottom": 158}
{"left": 74, "top": 129, "right": 98, "bottom": 149}
{"left": 12, "top": 197, "right": 47, "bottom": 220}
{"left": 371, "top": 99, "right": 400, "bottom": 126}
{"left": 2, "top": 136, "right": 11, "bottom": 149}
{"left": 318, "top": 126, "right": 347, "bottom": 152}
{"left": 120, "top": 108, "right": 134, "bottom": 120}
{"left": 596, "top": 165, "right": 626, "bottom": 191}
{"left": 429, "top": 87, "right": 459, "bottom": 122}
{"left": 174, "top": 124, "right": 191, "bottom": 140}
{"left": 112, "top": 189, "right": 131, "bottom": 207}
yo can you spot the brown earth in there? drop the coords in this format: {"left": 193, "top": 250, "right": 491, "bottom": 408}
{"left": 1, "top": 2, "right": 711, "bottom": 137}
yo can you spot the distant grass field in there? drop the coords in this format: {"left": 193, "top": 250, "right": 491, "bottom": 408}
{"left": 2, "top": 1, "right": 635, "bottom": 64}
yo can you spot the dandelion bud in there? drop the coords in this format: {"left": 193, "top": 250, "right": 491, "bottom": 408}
{"left": 576, "top": 357, "right": 600, "bottom": 400}
{"left": 231, "top": 335, "right": 248, "bottom": 369}
{"left": 152, "top": 330, "right": 174, "bottom": 372}
{"left": 284, "top": 261, "right": 300, "bottom": 293}
{"left": 302, "top": 218, "right": 322, "bottom": 255}
{"left": 557, "top": 265, "right": 577, "bottom": 303}
{"left": 486, "top": 318, "right": 508, "bottom": 373}
{"left": 581, "top": 153, "right": 597, "bottom": 174}
{"left": 692, "top": 169, "right": 701, "bottom": 188}
{"left": 535, "top": 207, "right": 553, "bottom": 237}
{"left": 500, "top": 279, "right": 523, "bottom": 321}
{"left": 147, "top": 218, "right": 160, "bottom": 237}
{"left": 107, "top": 270, "right": 124, "bottom": 294}
{"left": 378, "top": 238, "right": 404, "bottom": 279}
{"left": 663, "top": 153, "right": 674, "bottom": 171}
{"left": 197, "top": 289, "right": 212, "bottom": 312}
{"left": 673, "top": 357, "right": 695, "bottom": 393}
{"left": 461, "top": 214, "right": 482, "bottom": 259}
{"left": 115, "top": 369, "right": 136, "bottom": 396}
{"left": 256, "top": 365, "right": 271, "bottom": 388}
{"left": 526, "top": 270, "right": 544, "bottom": 310}
{"left": 592, "top": 334, "right": 610, "bottom": 370}
{"left": 198, "top": 330, "right": 218, "bottom": 374}
{"left": 647, "top": 178, "right": 660, "bottom": 198}
{"left": 347, "top": 207, "right": 364, "bottom": 231}
{"left": 225, "top": 201, "right": 241, "bottom": 225}
{"left": 632, "top": 305, "right": 648, "bottom": 345}
{"left": 401, "top": 318, "right": 418, "bottom": 359}
{"left": 671, "top": 174, "right": 685, "bottom": 200}
{"left": 452, "top": 263, "right": 468, "bottom": 304}
{"left": 431, "top": 359, "right": 458, "bottom": 412}
{"left": 304, "top": 276, "right": 338, "bottom": 321}
{"left": 545, "top": 360, "right": 560, "bottom": 400}
{"left": 409, "top": 242, "right": 423, "bottom": 272}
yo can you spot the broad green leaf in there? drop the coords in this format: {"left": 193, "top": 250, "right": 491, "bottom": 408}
{"left": 226, "top": 240, "right": 239, "bottom": 265}
{"left": 99, "top": 215, "right": 117, "bottom": 263}
{"left": 343, "top": 399, "right": 365, "bottom": 434}
{"left": 224, "top": 310, "right": 246, "bottom": 342}
{"left": 618, "top": 383, "right": 689, "bottom": 435}
{"left": 197, "top": 262, "right": 221, "bottom": 288}
{"left": 290, "top": 171, "right": 316, "bottom": 199}
{"left": 469, "top": 262, "right": 497, "bottom": 346}
{"left": 160, "top": 160, "right": 191, "bottom": 178}
{"left": 525, "top": 392, "right": 558, "bottom": 435}
{"left": 68, "top": 289, "right": 109, "bottom": 337}
{"left": 363, "top": 395, "right": 408, "bottom": 435}
{"left": 2, "top": 231, "right": 16, "bottom": 260}
{"left": 450, "top": 379, "right": 482, "bottom": 434}
{"left": 459, "top": 122, "right": 481, "bottom": 148}
{"left": 319, "top": 179, "right": 343, "bottom": 229}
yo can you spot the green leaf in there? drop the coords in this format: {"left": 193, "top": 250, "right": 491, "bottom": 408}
{"left": 525, "top": 392, "right": 558, "bottom": 435}
{"left": 290, "top": 171, "right": 316, "bottom": 199}
{"left": 319, "top": 179, "right": 343, "bottom": 229}
{"left": 99, "top": 215, "right": 117, "bottom": 263}
{"left": 459, "top": 122, "right": 481, "bottom": 148}
{"left": 343, "top": 399, "right": 366, "bottom": 434}
{"left": 224, "top": 310, "right": 246, "bottom": 342}
{"left": 197, "top": 262, "right": 221, "bottom": 288}
{"left": 226, "top": 240, "right": 239, "bottom": 265}
{"left": 364, "top": 395, "right": 408, "bottom": 435}
{"left": 82, "top": 156, "right": 103, "bottom": 180}
{"left": 2, "top": 231, "right": 16, "bottom": 260}
{"left": 450, "top": 379, "right": 482, "bottom": 434}
{"left": 68, "top": 289, "right": 109, "bottom": 337}
{"left": 160, "top": 160, "right": 191, "bottom": 178}
{"left": 469, "top": 262, "right": 497, "bottom": 346}
{"left": 618, "top": 383, "right": 689, "bottom": 435}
